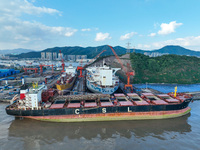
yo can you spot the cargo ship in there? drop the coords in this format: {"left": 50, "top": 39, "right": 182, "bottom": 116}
{"left": 56, "top": 65, "right": 77, "bottom": 94}
{"left": 6, "top": 83, "right": 192, "bottom": 122}
{"left": 86, "top": 63, "right": 121, "bottom": 94}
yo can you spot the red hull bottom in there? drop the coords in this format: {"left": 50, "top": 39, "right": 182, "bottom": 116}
{"left": 20, "top": 107, "right": 191, "bottom": 122}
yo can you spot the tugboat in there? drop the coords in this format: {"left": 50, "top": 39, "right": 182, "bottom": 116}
{"left": 6, "top": 84, "right": 192, "bottom": 122}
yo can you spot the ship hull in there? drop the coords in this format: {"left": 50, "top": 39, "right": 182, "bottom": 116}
{"left": 86, "top": 79, "right": 118, "bottom": 94}
{"left": 56, "top": 76, "right": 76, "bottom": 91}
{"left": 18, "top": 107, "right": 191, "bottom": 122}
{"left": 6, "top": 99, "right": 192, "bottom": 122}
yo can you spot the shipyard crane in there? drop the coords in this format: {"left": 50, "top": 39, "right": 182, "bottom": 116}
{"left": 77, "top": 57, "right": 84, "bottom": 78}
{"left": 39, "top": 64, "right": 54, "bottom": 74}
{"left": 108, "top": 45, "right": 135, "bottom": 90}
{"left": 23, "top": 68, "right": 38, "bottom": 74}
{"left": 59, "top": 50, "right": 65, "bottom": 73}
{"left": 77, "top": 50, "right": 106, "bottom": 78}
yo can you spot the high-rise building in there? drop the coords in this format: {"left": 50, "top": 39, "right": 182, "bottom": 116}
{"left": 81, "top": 55, "right": 87, "bottom": 59}
{"left": 58, "top": 53, "right": 63, "bottom": 60}
{"left": 76, "top": 55, "right": 82, "bottom": 61}
{"left": 41, "top": 52, "right": 45, "bottom": 60}
{"left": 67, "top": 55, "right": 75, "bottom": 61}
{"left": 46, "top": 52, "right": 52, "bottom": 60}
{"left": 53, "top": 52, "right": 57, "bottom": 60}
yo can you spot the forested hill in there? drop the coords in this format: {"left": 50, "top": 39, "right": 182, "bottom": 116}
{"left": 10, "top": 45, "right": 200, "bottom": 58}
{"left": 130, "top": 53, "right": 200, "bottom": 84}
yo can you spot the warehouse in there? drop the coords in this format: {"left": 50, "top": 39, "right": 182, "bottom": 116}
{"left": 0, "top": 69, "right": 20, "bottom": 78}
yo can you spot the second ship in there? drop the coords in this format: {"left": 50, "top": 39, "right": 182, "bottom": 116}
{"left": 56, "top": 65, "right": 77, "bottom": 94}
{"left": 86, "top": 62, "right": 121, "bottom": 94}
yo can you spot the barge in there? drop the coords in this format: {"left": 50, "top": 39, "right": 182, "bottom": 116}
{"left": 5, "top": 83, "right": 192, "bottom": 122}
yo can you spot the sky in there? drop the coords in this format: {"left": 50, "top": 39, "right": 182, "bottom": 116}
{"left": 0, "top": 0, "right": 200, "bottom": 51}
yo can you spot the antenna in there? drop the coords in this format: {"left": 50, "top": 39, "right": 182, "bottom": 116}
{"left": 126, "top": 42, "right": 131, "bottom": 53}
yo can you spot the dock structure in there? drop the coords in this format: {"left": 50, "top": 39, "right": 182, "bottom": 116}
{"left": 70, "top": 70, "right": 86, "bottom": 95}
{"left": 186, "top": 91, "right": 200, "bottom": 100}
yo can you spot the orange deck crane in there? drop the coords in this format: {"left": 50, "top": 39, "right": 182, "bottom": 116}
{"left": 108, "top": 45, "right": 134, "bottom": 90}
{"left": 39, "top": 64, "right": 54, "bottom": 74}
{"left": 23, "top": 68, "right": 38, "bottom": 73}
{"left": 59, "top": 50, "right": 65, "bottom": 73}
{"left": 77, "top": 50, "right": 106, "bottom": 78}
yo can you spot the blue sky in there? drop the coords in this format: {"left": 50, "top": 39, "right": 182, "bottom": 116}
{"left": 0, "top": 0, "right": 200, "bottom": 51}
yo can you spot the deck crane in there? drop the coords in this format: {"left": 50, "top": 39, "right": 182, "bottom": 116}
{"left": 59, "top": 50, "right": 65, "bottom": 73}
{"left": 77, "top": 50, "right": 106, "bottom": 78}
{"left": 108, "top": 45, "right": 135, "bottom": 90}
{"left": 39, "top": 64, "right": 54, "bottom": 74}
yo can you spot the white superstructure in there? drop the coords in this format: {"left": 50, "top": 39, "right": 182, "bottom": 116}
{"left": 65, "top": 64, "right": 76, "bottom": 76}
{"left": 22, "top": 84, "right": 47, "bottom": 109}
{"left": 86, "top": 63, "right": 120, "bottom": 94}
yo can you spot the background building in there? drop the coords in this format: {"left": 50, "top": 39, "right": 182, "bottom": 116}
{"left": 46, "top": 52, "right": 52, "bottom": 60}
{"left": 67, "top": 55, "right": 75, "bottom": 61}
{"left": 53, "top": 52, "right": 57, "bottom": 60}
{"left": 58, "top": 53, "right": 63, "bottom": 60}
{"left": 41, "top": 52, "right": 45, "bottom": 60}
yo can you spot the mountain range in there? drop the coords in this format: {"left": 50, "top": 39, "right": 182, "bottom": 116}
{"left": 0, "top": 48, "right": 34, "bottom": 55}
{"left": 6, "top": 45, "right": 200, "bottom": 58}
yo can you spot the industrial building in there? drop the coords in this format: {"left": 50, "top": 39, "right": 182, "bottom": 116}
{"left": 0, "top": 69, "right": 20, "bottom": 78}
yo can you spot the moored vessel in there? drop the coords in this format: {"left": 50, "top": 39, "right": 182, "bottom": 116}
{"left": 86, "top": 63, "right": 120, "bottom": 94}
{"left": 6, "top": 84, "right": 192, "bottom": 122}
{"left": 56, "top": 65, "right": 77, "bottom": 94}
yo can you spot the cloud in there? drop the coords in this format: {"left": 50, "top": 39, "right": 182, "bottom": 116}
{"left": 0, "top": 17, "right": 77, "bottom": 41}
{"left": 95, "top": 32, "right": 111, "bottom": 41}
{"left": 120, "top": 32, "right": 137, "bottom": 40}
{"left": 81, "top": 28, "right": 91, "bottom": 32}
{"left": 148, "top": 33, "right": 156, "bottom": 37}
{"left": 152, "top": 36, "right": 200, "bottom": 48}
{"left": 0, "top": 0, "right": 61, "bottom": 17}
{"left": 137, "top": 44, "right": 151, "bottom": 49}
{"left": 136, "top": 36, "right": 200, "bottom": 50}
{"left": 0, "top": 0, "right": 78, "bottom": 50}
{"left": 158, "top": 21, "right": 183, "bottom": 35}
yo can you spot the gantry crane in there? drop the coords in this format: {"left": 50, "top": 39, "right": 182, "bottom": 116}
{"left": 23, "top": 68, "right": 38, "bottom": 73}
{"left": 39, "top": 64, "right": 54, "bottom": 74}
{"left": 108, "top": 45, "right": 135, "bottom": 90}
{"left": 77, "top": 58, "right": 84, "bottom": 78}
{"left": 59, "top": 50, "right": 65, "bottom": 73}
{"left": 77, "top": 50, "right": 106, "bottom": 78}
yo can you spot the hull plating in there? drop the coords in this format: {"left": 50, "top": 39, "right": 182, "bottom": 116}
{"left": 19, "top": 107, "right": 191, "bottom": 122}
{"left": 6, "top": 100, "right": 191, "bottom": 122}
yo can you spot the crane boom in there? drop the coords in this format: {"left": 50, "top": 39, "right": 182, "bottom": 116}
{"left": 108, "top": 45, "right": 126, "bottom": 72}
{"left": 77, "top": 50, "right": 106, "bottom": 78}
{"left": 107, "top": 45, "right": 134, "bottom": 90}
{"left": 59, "top": 50, "right": 65, "bottom": 72}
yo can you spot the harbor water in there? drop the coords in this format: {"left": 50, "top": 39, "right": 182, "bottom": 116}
{"left": 0, "top": 84, "right": 200, "bottom": 150}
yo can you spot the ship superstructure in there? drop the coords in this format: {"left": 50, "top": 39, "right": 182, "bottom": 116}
{"left": 86, "top": 63, "right": 120, "bottom": 94}
{"left": 18, "top": 83, "right": 47, "bottom": 110}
